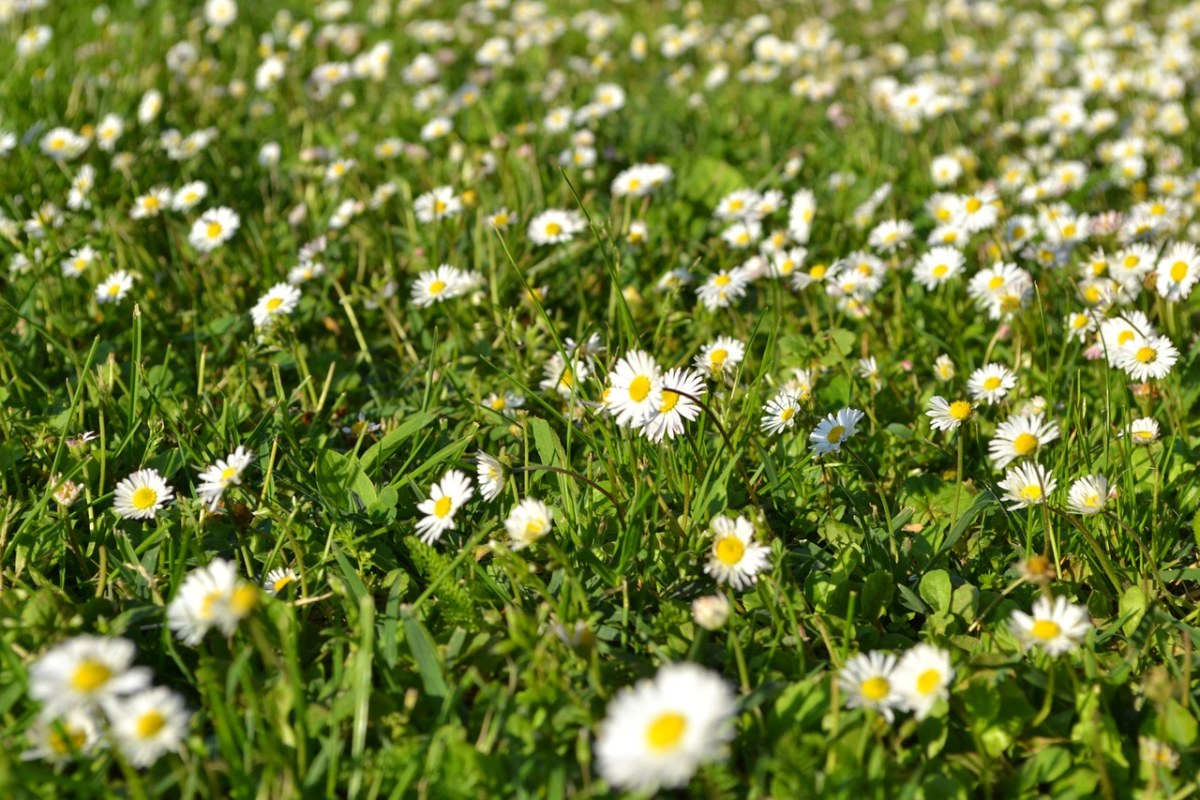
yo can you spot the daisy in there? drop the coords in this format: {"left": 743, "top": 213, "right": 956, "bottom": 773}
{"left": 1155, "top": 242, "right": 1200, "bottom": 301}
{"left": 487, "top": 208, "right": 516, "bottom": 230}
{"left": 96, "top": 271, "right": 135, "bottom": 304}
{"left": 61, "top": 246, "right": 97, "bottom": 278}
{"left": 28, "top": 636, "right": 151, "bottom": 717}
{"left": 809, "top": 407, "right": 865, "bottom": 456}
{"left": 692, "top": 595, "right": 732, "bottom": 631}
{"left": 1099, "top": 312, "right": 1154, "bottom": 366}
{"left": 540, "top": 352, "right": 590, "bottom": 398}
{"left": 20, "top": 710, "right": 102, "bottom": 763}
{"left": 527, "top": 209, "right": 584, "bottom": 245}
{"left": 696, "top": 267, "right": 750, "bottom": 311}
{"left": 1067, "top": 474, "right": 1109, "bottom": 516}
{"left": 475, "top": 452, "right": 507, "bottom": 502}
{"left": 925, "top": 396, "right": 973, "bottom": 431}
{"left": 868, "top": 219, "right": 914, "bottom": 252}
{"left": 703, "top": 514, "right": 771, "bottom": 590}
{"left": 933, "top": 354, "right": 955, "bottom": 382}
{"left": 113, "top": 469, "right": 174, "bottom": 520}
{"left": 967, "top": 363, "right": 1017, "bottom": 404}
{"left": 594, "top": 663, "right": 737, "bottom": 793}
{"left": 760, "top": 390, "right": 802, "bottom": 436}
{"left": 481, "top": 391, "right": 524, "bottom": 417}
{"left": 1064, "top": 311, "right": 1096, "bottom": 342}
{"left": 892, "top": 644, "right": 954, "bottom": 720}
{"left": 504, "top": 498, "right": 553, "bottom": 550}
{"left": 954, "top": 188, "right": 999, "bottom": 232}
{"left": 188, "top": 207, "right": 240, "bottom": 252}
{"left": 1140, "top": 737, "right": 1180, "bottom": 771}
{"left": 1128, "top": 417, "right": 1160, "bottom": 444}
{"left": 987, "top": 413, "right": 1060, "bottom": 469}
{"left": 288, "top": 261, "right": 326, "bottom": 285}
{"left": 107, "top": 687, "right": 190, "bottom": 767}
{"left": 250, "top": 283, "right": 302, "bottom": 329}
{"left": 413, "top": 186, "right": 462, "bottom": 223}
{"left": 768, "top": 247, "right": 807, "bottom": 279}
{"left": 1010, "top": 595, "right": 1091, "bottom": 656}
{"left": 411, "top": 264, "right": 470, "bottom": 307}
{"left": 166, "top": 558, "right": 259, "bottom": 645}
{"left": 913, "top": 246, "right": 965, "bottom": 290}
{"left": 787, "top": 189, "right": 816, "bottom": 242}
{"left": 171, "top": 181, "right": 208, "bottom": 212}
{"left": 694, "top": 337, "right": 746, "bottom": 379}
{"left": 714, "top": 189, "right": 762, "bottom": 221}
{"left": 1118, "top": 335, "right": 1179, "bottom": 382}
{"left": 639, "top": 367, "right": 705, "bottom": 443}
{"left": 414, "top": 469, "right": 474, "bottom": 545}
{"left": 997, "top": 462, "right": 1056, "bottom": 510}
{"left": 196, "top": 446, "right": 253, "bottom": 510}
{"left": 264, "top": 567, "right": 299, "bottom": 595}
{"left": 606, "top": 350, "right": 663, "bottom": 428}
{"left": 838, "top": 651, "right": 902, "bottom": 721}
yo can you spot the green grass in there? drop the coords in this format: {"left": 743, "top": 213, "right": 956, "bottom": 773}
{"left": 2, "top": 0, "right": 1200, "bottom": 797}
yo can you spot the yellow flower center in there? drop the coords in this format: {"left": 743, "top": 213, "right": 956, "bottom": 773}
{"left": 1072, "top": 315, "right": 1088, "bottom": 328}
{"left": 627, "top": 179, "right": 641, "bottom": 191}
{"left": 135, "top": 711, "right": 167, "bottom": 739}
{"left": 826, "top": 424, "right": 845, "bottom": 443}
{"left": 1132, "top": 430, "right": 1153, "bottom": 442}
{"left": 200, "top": 590, "right": 223, "bottom": 619}
{"left": 932, "top": 264, "right": 948, "bottom": 277}
{"left": 779, "top": 407, "right": 795, "bottom": 422}
{"left": 433, "top": 199, "right": 447, "bottom": 214}
{"left": 131, "top": 486, "right": 159, "bottom": 510}
{"left": 433, "top": 495, "right": 453, "bottom": 518}
{"left": 1117, "top": 330, "right": 1135, "bottom": 346}
{"left": 1123, "top": 255, "right": 1140, "bottom": 268}
{"left": 1013, "top": 433, "right": 1039, "bottom": 456}
{"left": 949, "top": 401, "right": 972, "bottom": 420}
{"left": 428, "top": 279, "right": 447, "bottom": 296}
{"left": 709, "top": 349, "right": 728, "bottom": 367}
{"left": 266, "top": 297, "right": 284, "bottom": 311}
{"left": 715, "top": 535, "right": 746, "bottom": 566}
{"left": 916, "top": 669, "right": 942, "bottom": 696}
{"left": 1083, "top": 493, "right": 1099, "bottom": 508}
{"left": 860, "top": 676, "right": 890, "bottom": 701}
{"left": 1170, "top": 261, "right": 1188, "bottom": 282}
{"left": 206, "top": 221, "right": 222, "bottom": 239}
{"left": 987, "top": 275, "right": 1005, "bottom": 290}
{"left": 983, "top": 376, "right": 1002, "bottom": 391}
{"left": 273, "top": 575, "right": 296, "bottom": 593}
{"left": 628, "top": 375, "right": 652, "bottom": 403}
{"left": 1030, "top": 619, "right": 1061, "bottom": 641}
{"left": 660, "top": 391, "right": 680, "bottom": 413}
{"left": 965, "top": 197, "right": 983, "bottom": 213}
{"left": 645, "top": 712, "right": 687, "bottom": 752}
{"left": 1020, "top": 484, "right": 1043, "bottom": 502}
{"left": 221, "top": 466, "right": 237, "bottom": 481}
{"left": 1135, "top": 346, "right": 1156, "bottom": 364}
{"left": 935, "top": 208, "right": 951, "bottom": 221}
{"left": 48, "top": 726, "right": 88, "bottom": 755}
{"left": 728, "top": 199, "right": 744, "bottom": 211}
{"left": 544, "top": 222, "right": 562, "bottom": 236}
{"left": 809, "top": 264, "right": 826, "bottom": 279}
{"left": 70, "top": 660, "right": 112, "bottom": 693}
{"left": 490, "top": 397, "right": 507, "bottom": 410}
{"left": 230, "top": 585, "right": 258, "bottom": 615}
{"left": 713, "top": 273, "right": 731, "bottom": 286}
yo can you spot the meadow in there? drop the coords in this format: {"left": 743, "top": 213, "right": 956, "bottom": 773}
{"left": 1, "top": 0, "right": 1199, "bottom": 797}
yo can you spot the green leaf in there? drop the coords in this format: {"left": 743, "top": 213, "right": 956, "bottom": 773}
{"left": 359, "top": 411, "right": 437, "bottom": 473}
{"left": 317, "top": 449, "right": 378, "bottom": 512}
{"left": 919, "top": 569, "right": 952, "bottom": 615}
{"left": 858, "top": 570, "right": 894, "bottom": 621}
{"left": 1163, "top": 699, "right": 1198, "bottom": 746}
{"left": 402, "top": 610, "right": 449, "bottom": 699}
{"left": 1118, "top": 585, "right": 1147, "bottom": 635}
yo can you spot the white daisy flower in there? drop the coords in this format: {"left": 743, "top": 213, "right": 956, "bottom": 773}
{"left": 703, "top": 514, "right": 771, "bottom": 590}
{"left": 166, "top": 558, "right": 259, "bottom": 645}
{"left": 1066, "top": 474, "right": 1109, "bottom": 515}
{"left": 28, "top": 636, "right": 152, "bottom": 717}
{"left": 113, "top": 468, "right": 174, "bottom": 520}
{"left": 606, "top": 350, "right": 663, "bottom": 428}
{"left": 987, "top": 413, "right": 1060, "bottom": 469}
{"left": 809, "top": 407, "right": 865, "bottom": 455}
{"left": 1010, "top": 595, "right": 1091, "bottom": 656}
{"left": 925, "top": 396, "right": 973, "bottom": 431}
{"left": 107, "top": 687, "right": 190, "bottom": 767}
{"left": 196, "top": 445, "right": 253, "bottom": 510}
{"left": 997, "top": 462, "right": 1056, "bottom": 510}
{"left": 892, "top": 644, "right": 954, "bottom": 720}
{"left": 250, "top": 283, "right": 302, "bottom": 329}
{"left": 414, "top": 469, "right": 474, "bottom": 545}
{"left": 838, "top": 651, "right": 902, "bottom": 722}
{"left": 966, "top": 363, "right": 1017, "bottom": 404}
{"left": 96, "top": 270, "right": 135, "bottom": 305}
{"left": 760, "top": 390, "right": 802, "bottom": 436}
{"left": 188, "top": 207, "right": 240, "bottom": 252}
{"left": 504, "top": 498, "right": 553, "bottom": 550}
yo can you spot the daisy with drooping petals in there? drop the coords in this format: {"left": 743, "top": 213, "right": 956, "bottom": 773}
{"left": 967, "top": 363, "right": 1017, "bottom": 404}
{"left": 196, "top": 446, "right": 253, "bottom": 510}
{"left": 998, "top": 462, "right": 1056, "bottom": 509}
{"left": 809, "top": 407, "right": 865, "bottom": 456}
{"left": 188, "top": 207, "right": 240, "bottom": 252}
{"left": 475, "top": 452, "right": 507, "bottom": 502}
{"left": 606, "top": 350, "right": 664, "bottom": 428}
{"left": 166, "top": 558, "right": 259, "bottom": 645}
{"left": 893, "top": 644, "right": 954, "bottom": 720}
{"left": 839, "top": 651, "right": 902, "bottom": 722}
{"left": 987, "top": 413, "right": 1060, "bottom": 469}
{"left": 594, "top": 663, "right": 737, "bottom": 793}
{"left": 414, "top": 469, "right": 474, "bottom": 545}
{"left": 106, "top": 686, "right": 190, "bottom": 767}
{"left": 264, "top": 567, "right": 299, "bottom": 595}
{"left": 28, "top": 636, "right": 152, "bottom": 717}
{"left": 703, "top": 514, "right": 771, "bottom": 590}
{"left": 696, "top": 267, "right": 751, "bottom": 311}
{"left": 251, "top": 283, "right": 302, "bottom": 329}
{"left": 504, "top": 498, "right": 553, "bottom": 550}
{"left": 1010, "top": 595, "right": 1092, "bottom": 656}
{"left": 1067, "top": 474, "right": 1109, "bottom": 516}
{"left": 113, "top": 469, "right": 174, "bottom": 520}
{"left": 925, "top": 396, "right": 973, "bottom": 431}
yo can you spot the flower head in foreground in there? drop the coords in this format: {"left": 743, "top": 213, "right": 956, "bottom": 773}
{"left": 998, "top": 462, "right": 1056, "bottom": 509}
{"left": 188, "top": 207, "right": 240, "bottom": 252}
{"left": 606, "top": 350, "right": 663, "bottom": 428}
{"left": 595, "top": 663, "right": 737, "bottom": 793}
{"left": 21, "top": 710, "right": 102, "bottom": 763}
{"left": 892, "top": 644, "right": 954, "bottom": 720}
{"left": 987, "top": 413, "right": 1060, "bottom": 469}
{"left": 839, "top": 651, "right": 901, "bottom": 721}
{"left": 107, "top": 686, "right": 190, "bottom": 767}
{"left": 28, "top": 636, "right": 151, "bottom": 717}
{"left": 703, "top": 514, "right": 771, "bottom": 590}
{"left": 639, "top": 367, "right": 705, "bottom": 443}
{"left": 1010, "top": 595, "right": 1092, "bottom": 656}
{"left": 113, "top": 469, "right": 174, "bottom": 520}
{"left": 967, "top": 363, "right": 1017, "bottom": 404}
{"left": 167, "top": 558, "right": 259, "bottom": 645}
{"left": 809, "top": 407, "right": 865, "bottom": 455}
{"left": 197, "top": 446, "right": 253, "bottom": 510}
{"left": 415, "top": 469, "right": 474, "bottom": 545}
